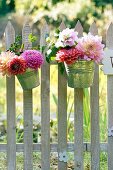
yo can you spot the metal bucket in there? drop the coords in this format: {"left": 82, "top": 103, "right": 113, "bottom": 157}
{"left": 17, "top": 69, "right": 40, "bottom": 90}
{"left": 64, "top": 60, "right": 95, "bottom": 88}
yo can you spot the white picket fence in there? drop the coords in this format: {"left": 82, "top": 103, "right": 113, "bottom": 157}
{"left": 0, "top": 20, "right": 113, "bottom": 170}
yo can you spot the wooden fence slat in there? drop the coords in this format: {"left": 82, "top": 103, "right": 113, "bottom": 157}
{"left": 40, "top": 21, "right": 50, "bottom": 170}
{"left": 74, "top": 21, "right": 84, "bottom": 170}
{"left": 74, "top": 89, "right": 83, "bottom": 170}
{"left": 58, "top": 67, "right": 67, "bottom": 170}
{"left": 22, "top": 22, "right": 33, "bottom": 170}
{"left": 89, "top": 22, "right": 100, "bottom": 170}
{"left": 106, "top": 23, "right": 113, "bottom": 170}
{"left": 5, "top": 21, "right": 16, "bottom": 170}
{"left": 58, "top": 20, "right": 67, "bottom": 170}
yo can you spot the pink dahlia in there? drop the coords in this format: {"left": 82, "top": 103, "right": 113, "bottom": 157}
{"left": 56, "top": 47, "right": 83, "bottom": 64}
{"left": 22, "top": 50, "right": 44, "bottom": 69}
{"left": 76, "top": 33, "right": 105, "bottom": 63}
{"left": 7, "top": 56, "right": 26, "bottom": 75}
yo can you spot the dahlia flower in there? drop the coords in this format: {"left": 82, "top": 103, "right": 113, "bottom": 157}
{"left": 55, "top": 28, "right": 78, "bottom": 48}
{"left": 7, "top": 56, "right": 26, "bottom": 76}
{"left": 22, "top": 50, "right": 44, "bottom": 69}
{"left": 76, "top": 33, "right": 105, "bottom": 63}
{"left": 0, "top": 51, "right": 16, "bottom": 76}
{"left": 56, "top": 47, "right": 83, "bottom": 64}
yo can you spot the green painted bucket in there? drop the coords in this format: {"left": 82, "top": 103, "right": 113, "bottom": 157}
{"left": 64, "top": 60, "right": 95, "bottom": 88}
{"left": 17, "top": 69, "right": 40, "bottom": 90}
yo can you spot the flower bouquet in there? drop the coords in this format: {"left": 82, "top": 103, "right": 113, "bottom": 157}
{"left": 46, "top": 28, "right": 104, "bottom": 88}
{"left": 0, "top": 35, "right": 44, "bottom": 90}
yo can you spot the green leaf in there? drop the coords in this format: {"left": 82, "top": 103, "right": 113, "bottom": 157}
{"left": 54, "top": 29, "right": 60, "bottom": 37}
{"left": 58, "top": 63, "right": 65, "bottom": 74}
{"left": 46, "top": 56, "right": 50, "bottom": 63}
{"left": 15, "top": 35, "right": 22, "bottom": 42}
{"left": 28, "top": 33, "right": 37, "bottom": 43}
{"left": 46, "top": 46, "right": 58, "bottom": 63}
{"left": 20, "top": 44, "right": 24, "bottom": 51}
{"left": 40, "top": 46, "right": 46, "bottom": 53}
{"left": 52, "top": 93, "right": 58, "bottom": 105}
{"left": 55, "top": 28, "right": 60, "bottom": 34}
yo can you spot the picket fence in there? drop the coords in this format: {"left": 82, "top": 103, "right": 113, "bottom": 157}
{"left": 0, "top": 20, "right": 113, "bottom": 170}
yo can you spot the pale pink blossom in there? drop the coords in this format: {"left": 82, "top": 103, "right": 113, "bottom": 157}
{"left": 76, "top": 33, "right": 105, "bottom": 63}
{"left": 55, "top": 28, "right": 78, "bottom": 48}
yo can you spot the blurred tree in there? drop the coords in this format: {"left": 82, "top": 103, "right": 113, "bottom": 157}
{"left": 9, "top": 0, "right": 15, "bottom": 11}
{"left": 1, "top": 0, "right": 7, "bottom": 13}
{"left": 0, "top": 0, "right": 15, "bottom": 15}
{"left": 13, "top": 0, "right": 113, "bottom": 41}
{"left": 51, "top": 0, "right": 64, "bottom": 5}
{"left": 93, "top": 0, "right": 113, "bottom": 7}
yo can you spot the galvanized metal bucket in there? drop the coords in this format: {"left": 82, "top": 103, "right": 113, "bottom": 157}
{"left": 64, "top": 60, "right": 95, "bottom": 88}
{"left": 17, "top": 69, "right": 40, "bottom": 90}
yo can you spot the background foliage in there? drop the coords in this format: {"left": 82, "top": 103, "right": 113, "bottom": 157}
{"left": 0, "top": 0, "right": 113, "bottom": 39}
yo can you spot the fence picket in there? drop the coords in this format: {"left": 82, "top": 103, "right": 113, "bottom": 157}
{"left": 106, "top": 23, "right": 113, "bottom": 170}
{"left": 22, "top": 22, "right": 33, "bottom": 170}
{"left": 5, "top": 21, "right": 16, "bottom": 170}
{"left": 74, "top": 21, "right": 84, "bottom": 170}
{"left": 58, "top": 21, "right": 67, "bottom": 170}
{"left": 89, "top": 22, "right": 100, "bottom": 170}
{"left": 40, "top": 22, "right": 50, "bottom": 170}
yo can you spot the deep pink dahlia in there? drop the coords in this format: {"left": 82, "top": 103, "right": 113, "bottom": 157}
{"left": 56, "top": 47, "right": 83, "bottom": 64}
{"left": 22, "top": 50, "right": 44, "bottom": 69}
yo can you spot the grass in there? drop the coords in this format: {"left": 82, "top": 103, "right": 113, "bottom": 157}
{"left": 0, "top": 152, "right": 108, "bottom": 170}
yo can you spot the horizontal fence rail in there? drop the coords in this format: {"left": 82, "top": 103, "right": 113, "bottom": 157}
{"left": 0, "top": 20, "right": 112, "bottom": 170}
{"left": 0, "top": 143, "right": 108, "bottom": 152}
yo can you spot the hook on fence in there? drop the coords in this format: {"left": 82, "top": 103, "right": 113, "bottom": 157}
{"left": 108, "top": 126, "right": 113, "bottom": 137}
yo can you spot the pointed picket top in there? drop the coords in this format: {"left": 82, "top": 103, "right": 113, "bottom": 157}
{"left": 89, "top": 22, "right": 98, "bottom": 36}
{"left": 22, "top": 21, "right": 32, "bottom": 50}
{"left": 75, "top": 20, "right": 83, "bottom": 37}
{"left": 59, "top": 21, "right": 66, "bottom": 31}
{"left": 5, "top": 21, "right": 15, "bottom": 32}
{"left": 5, "top": 21, "right": 15, "bottom": 49}
{"left": 106, "top": 22, "right": 113, "bottom": 49}
{"left": 40, "top": 20, "right": 49, "bottom": 46}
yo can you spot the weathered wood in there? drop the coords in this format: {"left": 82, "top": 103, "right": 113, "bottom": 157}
{"left": 40, "top": 21, "right": 50, "bottom": 170}
{"left": 89, "top": 22, "right": 100, "bottom": 170}
{"left": 5, "top": 21, "right": 16, "bottom": 170}
{"left": 74, "top": 21, "right": 84, "bottom": 170}
{"left": 22, "top": 22, "right": 33, "bottom": 170}
{"left": 106, "top": 23, "right": 113, "bottom": 170}
{"left": 0, "top": 142, "right": 107, "bottom": 152}
{"left": 75, "top": 20, "right": 83, "bottom": 37}
{"left": 102, "top": 49, "right": 113, "bottom": 75}
{"left": 74, "top": 89, "right": 83, "bottom": 170}
{"left": 58, "top": 67, "right": 67, "bottom": 170}
{"left": 57, "top": 21, "right": 67, "bottom": 170}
